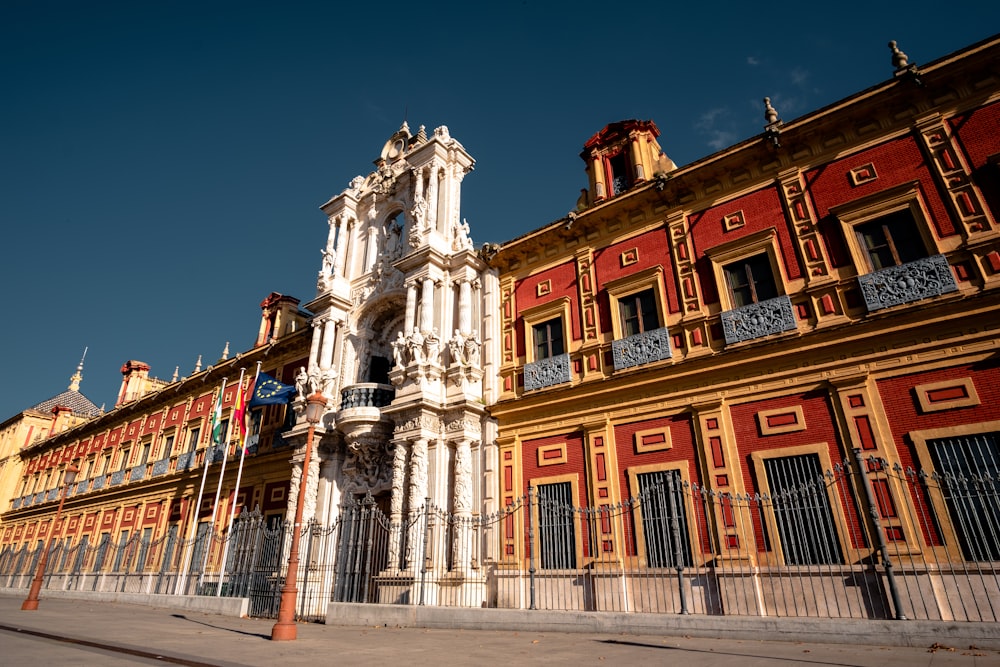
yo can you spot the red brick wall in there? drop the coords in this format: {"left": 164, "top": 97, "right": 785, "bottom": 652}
{"left": 877, "top": 361, "right": 1000, "bottom": 471}
{"left": 513, "top": 260, "right": 580, "bottom": 357}
{"left": 952, "top": 101, "right": 1000, "bottom": 221}
{"left": 688, "top": 186, "right": 801, "bottom": 305}
{"left": 806, "top": 135, "right": 956, "bottom": 264}
{"left": 592, "top": 228, "right": 679, "bottom": 331}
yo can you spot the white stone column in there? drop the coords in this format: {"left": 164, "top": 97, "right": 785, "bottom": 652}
{"left": 426, "top": 165, "right": 438, "bottom": 233}
{"left": 406, "top": 438, "right": 428, "bottom": 572}
{"left": 405, "top": 282, "right": 418, "bottom": 334}
{"left": 387, "top": 441, "right": 407, "bottom": 570}
{"left": 365, "top": 226, "right": 379, "bottom": 272}
{"left": 336, "top": 219, "right": 352, "bottom": 278}
{"left": 451, "top": 164, "right": 464, "bottom": 233}
{"left": 452, "top": 438, "right": 473, "bottom": 571}
{"left": 309, "top": 319, "right": 323, "bottom": 368}
{"left": 420, "top": 278, "right": 435, "bottom": 333}
{"left": 458, "top": 279, "right": 472, "bottom": 335}
{"left": 320, "top": 319, "right": 337, "bottom": 370}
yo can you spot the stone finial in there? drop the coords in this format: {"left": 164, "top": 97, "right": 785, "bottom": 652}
{"left": 194, "top": 354, "right": 203, "bottom": 373}
{"left": 221, "top": 341, "right": 230, "bottom": 360}
{"left": 172, "top": 366, "right": 179, "bottom": 382}
{"left": 68, "top": 346, "right": 88, "bottom": 391}
{"left": 889, "top": 40, "right": 908, "bottom": 69}
{"left": 416, "top": 125, "right": 427, "bottom": 142}
{"left": 763, "top": 97, "right": 779, "bottom": 124}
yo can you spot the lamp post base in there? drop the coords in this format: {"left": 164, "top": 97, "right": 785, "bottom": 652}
{"left": 270, "top": 619, "right": 297, "bottom": 641}
{"left": 21, "top": 599, "right": 39, "bottom": 611}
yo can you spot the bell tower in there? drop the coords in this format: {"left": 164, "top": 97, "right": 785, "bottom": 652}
{"left": 288, "top": 122, "right": 500, "bottom": 606}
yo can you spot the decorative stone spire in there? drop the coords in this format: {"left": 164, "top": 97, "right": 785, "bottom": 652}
{"left": 763, "top": 97, "right": 780, "bottom": 124}
{"left": 194, "top": 354, "right": 203, "bottom": 373}
{"left": 68, "top": 347, "right": 88, "bottom": 391}
{"left": 889, "top": 40, "right": 908, "bottom": 69}
{"left": 763, "top": 97, "right": 782, "bottom": 149}
{"left": 172, "top": 366, "right": 179, "bottom": 382}
{"left": 221, "top": 341, "right": 230, "bottom": 360}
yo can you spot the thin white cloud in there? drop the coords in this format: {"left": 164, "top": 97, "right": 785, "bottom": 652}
{"left": 790, "top": 67, "right": 809, "bottom": 86}
{"left": 747, "top": 56, "right": 759, "bottom": 66}
{"left": 706, "top": 130, "right": 736, "bottom": 151}
{"left": 694, "top": 107, "right": 727, "bottom": 131}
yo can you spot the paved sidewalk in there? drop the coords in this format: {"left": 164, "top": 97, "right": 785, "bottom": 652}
{"left": 1, "top": 594, "right": 997, "bottom": 666}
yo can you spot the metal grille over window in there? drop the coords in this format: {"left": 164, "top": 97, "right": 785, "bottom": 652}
{"left": 928, "top": 432, "right": 1000, "bottom": 561}
{"left": 537, "top": 482, "right": 577, "bottom": 569}
{"left": 763, "top": 454, "right": 843, "bottom": 565}
{"left": 636, "top": 470, "right": 693, "bottom": 568}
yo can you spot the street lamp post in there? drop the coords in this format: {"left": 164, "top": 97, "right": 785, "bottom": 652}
{"left": 22, "top": 462, "right": 79, "bottom": 611}
{"left": 271, "top": 392, "right": 326, "bottom": 641}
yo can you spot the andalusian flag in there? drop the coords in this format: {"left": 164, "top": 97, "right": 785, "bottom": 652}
{"left": 209, "top": 383, "right": 226, "bottom": 446}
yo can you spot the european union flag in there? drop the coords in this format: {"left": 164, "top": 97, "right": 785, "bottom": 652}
{"left": 248, "top": 372, "right": 295, "bottom": 407}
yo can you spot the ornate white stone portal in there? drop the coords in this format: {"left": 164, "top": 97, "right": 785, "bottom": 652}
{"left": 285, "top": 122, "right": 500, "bottom": 605}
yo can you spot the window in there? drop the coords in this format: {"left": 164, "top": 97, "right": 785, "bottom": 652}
{"left": 101, "top": 454, "right": 111, "bottom": 475}
{"left": 724, "top": 253, "right": 779, "bottom": 308}
{"left": 855, "top": 209, "right": 926, "bottom": 271}
{"left": 162, "top": 434, "right": 175, "bottom": 458}
{"left": 119, "top": 449, "right": 130, "bottom": 471}
{"left": 607, "top": 152, "right": 630, "bottom": 196}
{"left": 139, "top": 441, "right": 151, "bottom": 465}
{"left": 636, "top": 469, "right": 693, "bottom": 568}
{"left": 93, "top": 533, "right": 110, "bottom": 572}
{"left": 619, "top": 289, "right": 659, "bottom": 337}
{"left": 536, "top": 482, "right": 577, "bottom": 569}
{"left": 928, "top": 432, "right": 1000, "bottom": 561}
{"left": 368, "top": 355, "right": 391, "bottom": 384}
{"left": 763, "top": 454, "right": 843, "bottom": 565}
{"left": 187, "top": 426, "right": 201, "bottom": 452}
{"left": 112, "top": 531, "right": 130, "bottom": 572}
{"left": 532, "top": 318, "right": 565, "bottom": 360}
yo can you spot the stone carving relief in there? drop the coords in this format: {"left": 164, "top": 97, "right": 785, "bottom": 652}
{"left": 341, "top": 435, "right": 393, "bottom": 496}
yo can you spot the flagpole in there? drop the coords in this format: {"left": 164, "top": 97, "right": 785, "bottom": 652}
{"left": 216, "top": 362, "right": 261, "bottom": 596}
{"left": 199, "top": 368, "right": 244, "bottom": 591}
{"left": 176, "top": 377, "right": 227, "bottom": 595}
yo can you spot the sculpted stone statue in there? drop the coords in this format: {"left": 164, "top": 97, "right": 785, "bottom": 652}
{"left": 463, "top": 330, "right": 481, "bottom": 367}
{"left": 407, "top": 328, "right": 425, "bottom": 364}
{"left": 295, "top": 367, "right": 309, "bottom": 399}
{"left": 391, "top": 331, "right": 407, "bottom": 368}
{"left": 424, "top": 328, "right": 441, "bottom": 364}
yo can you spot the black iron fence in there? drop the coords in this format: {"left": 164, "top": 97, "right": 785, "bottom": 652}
{"left": 2, "top": 451, "right": 998, "bottom": 622}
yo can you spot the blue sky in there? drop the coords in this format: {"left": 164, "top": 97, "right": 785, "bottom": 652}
{"left": 2, "top": 1, "right": 997, "bottom": 420}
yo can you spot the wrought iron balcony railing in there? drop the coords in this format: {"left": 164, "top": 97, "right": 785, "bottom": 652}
{"left": 721, "top": 295, "right": 797, "bottom": 345}
{"left": 524, "top": 353, "right": 572, "bottom": 391}
{"left": 858, "top": 254, "right": 958, "bottom": 312}
{"left": 613, "top": 327, "right": 672, "bottom": 371}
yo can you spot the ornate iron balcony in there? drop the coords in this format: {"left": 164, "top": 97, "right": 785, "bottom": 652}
{"left": 858, "top": 254, "right": 958, "bottom": 312}
{"left": 12, "top": 497, "right": 20, "bottom": 509}
{"left": 110, "top": 470, "right": 126, "bottom": 486}
{"left": 152, "top": 458, "right": 170, "bottom": 476}
{"left": 721, "top": 295, "right": 797, "bottom": 345}
{"left": 613, "top": 327, "right": 672, "bottom": 370}
{"left": 524, "top": 353, "right": 572, "bottom": 391}
{"left": 130, "top": 464, "right": 147, "bottom": 481}
{"left": 46, "top": 489, "right": 58, "bottom": 501}
{"left": 176, "top": 451, "right": 195, "bottom": 470}
{"left": 91, "top": 476, "right": 105, "bottom": 491}
{"left": 75, "top": 480, "right": 89, "bottom": 495}
{"left": 340, "top": 383, "right": 395, "bottom": 410}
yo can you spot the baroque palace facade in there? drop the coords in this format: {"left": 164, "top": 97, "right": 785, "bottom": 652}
{"left": 2, "top": 36, "right": 999, "bottom": 621}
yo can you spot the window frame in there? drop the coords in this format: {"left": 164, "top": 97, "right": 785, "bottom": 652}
{"left": 749, "top": 442, "right": 854, "bottom": 567}
{"left": 530, "top": 473, "right": 584, "bottom": 570}
{"left": 626, "top": 461, "right": 700, "bottom": 568}
{"left": 603, "top": 266, "right": 668, "bottom": 341}
{"left": 705, "top": 228, "right": 787, "bottom": 312}
{"left": 908, "top": 420, "right": 1000, "bottom": 562}
{"left": 520, "top": 297, "right": 572, "bottom": 364}
{"left": 830, "top": 182, "right": 937, "bottom": 275}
